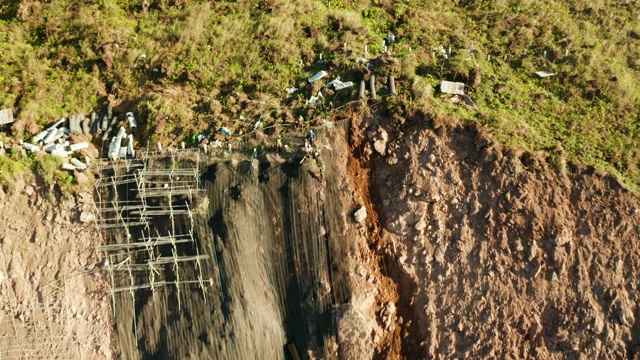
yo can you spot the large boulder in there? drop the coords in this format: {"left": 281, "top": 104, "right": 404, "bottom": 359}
{"left": 335, "top": 304, "right": 374, "bottom": 360}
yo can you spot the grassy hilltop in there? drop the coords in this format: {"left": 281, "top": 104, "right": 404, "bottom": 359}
{"left": 1, "top": 0, "right": 639, "bottom": 187}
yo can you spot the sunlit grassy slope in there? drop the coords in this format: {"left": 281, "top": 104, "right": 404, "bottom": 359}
{"left": 1, "top": 0, "right": 639, "bottom": 186}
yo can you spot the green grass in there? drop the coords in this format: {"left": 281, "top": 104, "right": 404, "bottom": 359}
{"left": 0, "top": 149, "right": 34, "bottom": 185}
{"left": 0, "top": 0, "right": 639, "bottom": 188}
{"left": 0, "top": 147, "right": 76, "bottom": 194}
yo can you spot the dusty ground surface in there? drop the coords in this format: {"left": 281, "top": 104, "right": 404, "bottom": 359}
{"left": 0, "top": 179, "right": 113, "bottom": 359}
{"left": 347, "top": 110, "right": 640, "bottom": 359}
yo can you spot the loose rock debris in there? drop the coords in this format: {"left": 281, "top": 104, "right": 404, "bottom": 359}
{"left": 22, "top": 109, "right": 138, "bottom": 171}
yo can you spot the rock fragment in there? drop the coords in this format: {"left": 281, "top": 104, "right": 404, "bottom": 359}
{"left": 79, "top": 211, "right": 95, "bottom": 224}
{"left": 354, "top": 206, "right": 367, "bottom": 224}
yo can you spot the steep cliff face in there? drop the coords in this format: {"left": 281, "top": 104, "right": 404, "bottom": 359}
{"left": 104, "top": 123, "right": 387, "bottom": 360}
{"left": 190, "top": 123, "right": 394, "bottom": 360}
{"left": 349, "top": 112, "right": 640, "bottom": 359}
{"left": 3, "top": 108, "right": 640, "bottom": 360}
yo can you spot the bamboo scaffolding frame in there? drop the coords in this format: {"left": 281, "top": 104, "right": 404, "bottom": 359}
{"left": 94, "top": 147, "right": 209, "bottom": 318}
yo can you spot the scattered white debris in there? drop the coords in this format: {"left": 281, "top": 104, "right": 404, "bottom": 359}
{"left": 211, "top": 140, "right": 223, "bottom": 148}
{"left": 0, "top": 108, "right": 14, "bottom": 125}
{"left": 127, "top": 134, "right": 135, "bottom": 157}
{"left": 355, "top": 57, "right": 368, "bottom": 63}
{"left": 440, "top": 80, "right": 466, "bottom": 95}
{"left": 69, "top": 142, "right": 89, "bottom": 151}
{"left": 109, "top": 137, "right": 118, "bottom": 161}
{"left": 328, "top": 76, "right": 355, "bottom": 91}
{"left": 435, "top": 45, "right": 448, "bottom": 59}
{"left": 32, "top": 130, "right": 49, "bottom": 143}
{"left": 118, "top": 138, "right": 128, "bottom": 158}
{"left": 126, "top": 112, "right": 137, "bottom": 128}
{"left": 61, "top": 163, "right": 76, "bottom": 171}
{"left": 387, "top": 31, "right": 396, "bottom": 46}
{"left": 134, "top": 54, "right": 147, "bottom": 67}
{"left": 70, "top": 158, "right": 87, "bottom": 170}
{"left": 51, "top": 149, "right": 71, "bottom": 157}
{"left": 43, "top": 143, "right": 58, "bottom": 153}
{"left": 534, "top": 71, "right": 556, "bottom": 78}
{"left": 110, "top": 126, "right": 126, "bottom": 160}
{"left": 285, "top": 87, "right": 298, "bottom": 95}
{"left": 307, "top": 70, "right": 328, "bottom": 83}
{"left": 306, "top": 92, "right": 325, "bottom": 106}
{"left": 461, "top": 95, "right": 479, "bottom": 110}
{"left": 22, "top": 143, "right": 41, "bottom": 152}
{"left": 43, "top": 127, "right": 65, "bottom": 144}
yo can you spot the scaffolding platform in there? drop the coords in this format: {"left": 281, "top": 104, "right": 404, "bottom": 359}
{"left": 93, "top": 148, "right": 210, "bottom": 317}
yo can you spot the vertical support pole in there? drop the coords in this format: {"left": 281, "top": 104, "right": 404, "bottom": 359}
{"left": 388, "top": 73, "right": 396, "bottom": 96}
{"left": 369, "top": 75, "right": 376, "bottom": 100}
{"left": 109, "top": 254, "right": 116, "bottom": 317}
{"left": 358, "top": 80, "right": 366, "bottom": 100}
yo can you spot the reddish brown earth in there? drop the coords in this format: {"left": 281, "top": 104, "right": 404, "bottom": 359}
{"left": 346, "top": 110, "right": 640, "bottom": 359}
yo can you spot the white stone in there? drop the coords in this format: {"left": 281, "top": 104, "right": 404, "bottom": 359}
{"left": 354, "top": 206, "right": 367, "bottom": 224}
{"left": 378, "top": 128, "right": 388, "bottom": 142}
{"left": 373, "top": 140, "right": 386, "bottom": 155}
{"left": 414, "top": 220, "right": 427, "bottom": 231}
{"left": 79, "top": 211, "right": 95, "bottom": 223}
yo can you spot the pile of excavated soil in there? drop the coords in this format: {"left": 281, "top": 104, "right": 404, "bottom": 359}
{"left": 0, "top": 179, "right": 113, "bottom": 359}
{"left": 347, "top": 112, "right": 640, "bottom": 359}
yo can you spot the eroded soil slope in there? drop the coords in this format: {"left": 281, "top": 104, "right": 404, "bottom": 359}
{"left": 0, "top": 180, "right": 113, "bottom": 359}
{"left": 351, "top": 113, "right": 640, "bottom": 359}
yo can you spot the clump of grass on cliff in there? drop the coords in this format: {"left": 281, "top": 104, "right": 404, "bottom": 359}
{"left": 1, "top": 0, "right": 640, "bottom": 188}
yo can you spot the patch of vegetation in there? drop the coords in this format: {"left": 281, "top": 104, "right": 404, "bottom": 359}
{"left": 0, "top": 147, "right": 76, "bottom": 194}
{"left": 34, "top": 155, "right": 77, "bottom": 192}
{"left": 0, "top": 0, "right": 639, "bottom": 188}
{"left": 0, "top": 148, "right": 34, "bottom": 185}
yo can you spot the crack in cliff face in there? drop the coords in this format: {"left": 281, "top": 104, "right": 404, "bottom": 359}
{"left": 344, "top": 110, "right": 423, "bottom": 359}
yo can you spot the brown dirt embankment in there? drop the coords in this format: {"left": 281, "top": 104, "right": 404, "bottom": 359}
{"left": 347, "top": 111, "right": 640, "bottom": 359}
{"left": 0, "top": 179, "right": 113, "bottom": 359}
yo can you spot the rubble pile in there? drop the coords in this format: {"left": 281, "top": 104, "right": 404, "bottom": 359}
{"left": 20, "top": 107, "right": 138, "bottom": 171}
